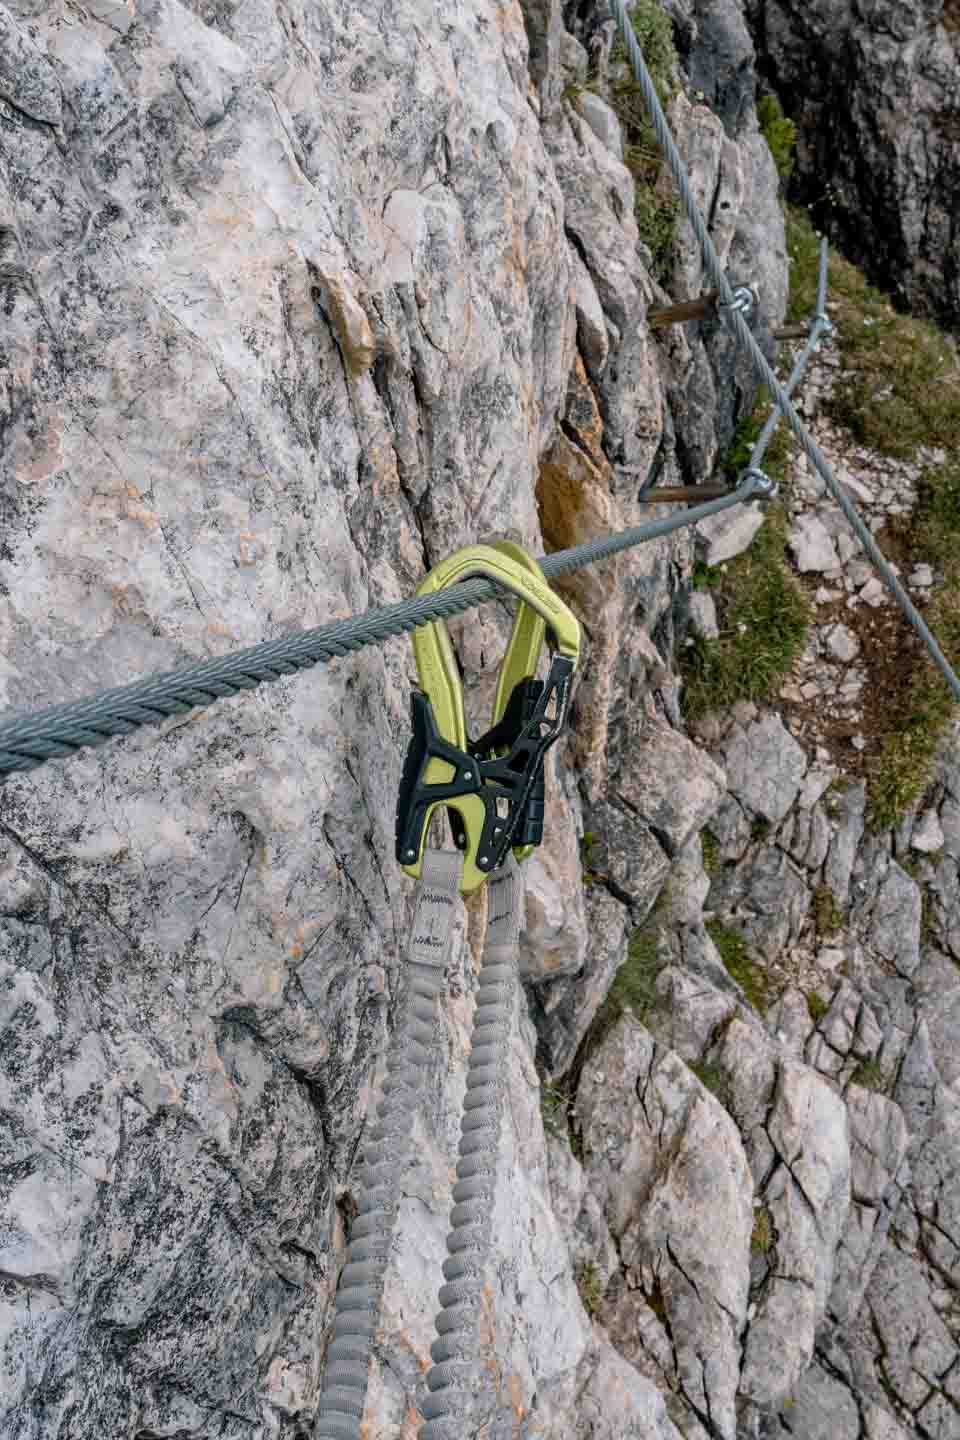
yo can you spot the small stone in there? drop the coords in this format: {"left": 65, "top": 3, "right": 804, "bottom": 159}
{"left": 839, "top": 471, "right": 876, "bottom": 504}
{"left": 911, "top": 808, "right": 944, "bottom": 854}
{"left": 698, "top": 504, "right": 766, "bottom": 566}
{"left": 909, "top": 564, "right": 934, "bottom": 587}
{"left": 789, "top": 512, "right": 841, "bottom": 573}
{"left": 847, "top": 561, "right": 873, "bottom": 588}
{"left": 814, "top": 587, "right": 843, "bottom": 604}
{"left": 860, "top": 577, "right": 886, "bottom": 607}
{"left": 823, "top": 623, "right": 860, "bottom": 663}
{"left": 818, "top": 947, "right": 845, "bottom": 971}
{"left": 851, "top": 735, "right": 867, "bottom": 751}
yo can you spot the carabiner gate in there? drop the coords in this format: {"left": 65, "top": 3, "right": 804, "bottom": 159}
{"left": 395, "top": 541, "right": 580, "bottom": 894}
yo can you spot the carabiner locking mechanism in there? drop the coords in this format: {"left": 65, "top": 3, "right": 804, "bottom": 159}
{"left": 395, "top": 541, "right": 581, "bottom": 893}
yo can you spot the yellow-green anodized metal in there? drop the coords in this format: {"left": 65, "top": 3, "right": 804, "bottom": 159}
{"left": 404, "top": 541, "right": 580, "bottom": 893}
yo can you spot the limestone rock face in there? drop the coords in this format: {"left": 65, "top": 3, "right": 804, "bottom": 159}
{"left": 744, "top": 0, "right": 960, "bottom": 330}
{"left": 10, "top": 0, "right": 960, "bottom": 1438}
{"left": 0, "top": 0, "right": 789, "bottom": 1433}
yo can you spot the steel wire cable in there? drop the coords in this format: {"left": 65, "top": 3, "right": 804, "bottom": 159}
{"left": 607, "top": 0, "right": 960, "bottom": 703}
{"left": 0, "top": 476, "right": 762, "bottom": 780}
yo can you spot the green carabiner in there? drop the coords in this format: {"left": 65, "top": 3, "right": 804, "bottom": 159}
{"left": 395, "top": 541, "right": 580, "bottom": 894}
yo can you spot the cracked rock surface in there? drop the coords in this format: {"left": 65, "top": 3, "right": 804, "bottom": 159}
{"left": 3, "top": 0, "right": 960, "bottom": 1437}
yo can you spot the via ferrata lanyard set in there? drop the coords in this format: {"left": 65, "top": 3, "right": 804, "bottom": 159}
{"left": 316, "top": 541, "right": 581, "bottom": 1440}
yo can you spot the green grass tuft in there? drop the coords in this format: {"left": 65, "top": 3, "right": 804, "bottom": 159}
{"left": 688, "top": 1059, "right": 731, "bottom": 1108}
{"left": 680, "top": 505, "right": 810, "bottom": 721}
{"left": 806, "top": 990, "right": 830, "bottom": 1024}
{"left": 701, "top": 830, "right": 721, "bottom": 875}
{"left": 850, "top": 1058, "right": 888, "bottom": 1093}
{"left": 604, "top": 2, "right": 681, "bottom": 282}
{"left": 866, "top": 459, "right": 960, "bottom": 831}
{"left": 590, "top": 922, "right": 666, "bottom": 1051}
{"left": 751, "top": 1205, "right": 775, "bottom": 1253}
{"left": 540, "top": 1082, "right": 573, "bottom": 1144}
{"left": 784, "top": 206, "right": 960, "bottom": 460}
{"left": 706, "top": 920, "right": 771, "bottom": 1015}
{"left": 757, "top": 94, "right": 797, "bottom": 184}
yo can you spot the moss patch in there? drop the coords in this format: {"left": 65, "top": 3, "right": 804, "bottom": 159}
{"left": 701, "top": 830, "right": 721, "bottom": 875}
{"left": 706, "top": 920, "right": 771, "bottom": 1015}
{"left": 680, "top": 504, "right": 810, "bottom": 721}
{"left": 813, "top": 884, "right": 843, "bottom": 937}
{"left": 541, "top": 1081, "right": 573, "bottom": 1144}
{"left": 806, "top": 990, "right": 830, "bottom": 1024}
{"left": 757, "top": 93, "right": 797, "bottom": 185}
{"left": 595, "top": 924, "right": 664, "bottom": 1035}
{"left": 720, "top": 393, "right": 797, "bottom": 492}
{"left": 688, "top": 1059, "right": 731, "bottom": 1109}
{"left": 751, "top": 1206, "right": 775, "bottom": 1254}
{"left": 605, "top": 2, "right": 681, "bottom": 280}
{"left": 575, "top": 1260, "right": 605, "bottom": 1317}
{"left": 850, "top": 1058, "right": 888, "bottom": 1093}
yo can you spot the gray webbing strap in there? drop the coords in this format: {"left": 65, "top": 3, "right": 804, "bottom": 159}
{"left": 410, "top": 849, "right": 465, "bottom": 968}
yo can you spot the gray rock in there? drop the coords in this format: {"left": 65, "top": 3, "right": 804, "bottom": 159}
{"left": 531, "top": 1331, "right": 686, "bottom": 1440}
{"left": 798, "top": 765, "right": 839, "bottom": 810}
{"left": 532, "top": 884, "right": 629, "bottom": 1078}
{"left": 806, "top": 803, "right": 833, "bottom": 872}
{"left": 577, "top": 91, "right": 624, "bottom": 159}
{"left": 941, "top": 794, "right": 960, "bottom": 862}
{"left": 696, "top": 502, "right": 766, "bottom": 565}
{"left": 0, "top": 3, "right": 62, "bottom": 126}
{"left": 569, "top": 242, "right": 610, "bottom": 375}
{"left": 688, "top": 589, "right": 719, "bottom": 640}
{"left": 910, "top": 1083, "right": 960, "bottom": 1287}
{"left": 709, "top": 843, "right": 809, "bottom": 965}
{"left": 860, "top": 577, "right": 887, "bottom": 607}
{"left": 612, "top": 717, "right": 727, "bottom": 858}
{"left": 517, "top": 0, "right": 564, "bottom": 116}
{"left": 790, "top": 513, "right": 841, "bottom": 572}
{"left": 848, "top": 559, "right": 875, "bottom": 589}
{"left": 914, "top": 948, "right": 960, "bottom": 1089}
{"left": 868, "top": 861, "right": 923, "bottom": 977}
{"left": 823, "top": 622, "right": 860, "bottom": 662}
{"left": 560, "top": 30, "right": 590, "bottom": 80}
{"left": 705, "top": 795, "right": 753, "bottom": 861}
{"left": 928, "top": 852, "right": 960, "bottom": 961}
{"left": 749, "top": 0, "right": 960, "bottom": 331}
{"left": 867, "top": 1249, "right": 957, "bottom": 1412}
{"left": 579, "top": 1020, "right": 752, "bottom": 1440}
{"left": 772, "top": 1362, "right": 861, "bottom": 1440}
{"left": 681, "top": 0, "right": 756, "bottom": 136}
{"left": 912, "top": 807, "right": 945, "bottom": 854}
{"left": 729, "top": 1029, "right": 852, "bottom": 1408}
{"left": 722, "top": 713, "right": 808, "bottom": 825}
{"left": 824, "top": 783, "right": 867, "bottom": 907}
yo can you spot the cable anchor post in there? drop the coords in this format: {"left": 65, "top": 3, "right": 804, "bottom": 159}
{"left": 718, "top": 282, "right": 759, "bottom": 324}
{"left": 742, "top": 466, "right": 779, "bottom": 502}
{"left": 394, "top": 541, "right": 581, "bottom": 895}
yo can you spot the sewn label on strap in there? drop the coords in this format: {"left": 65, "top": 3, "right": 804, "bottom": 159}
{"left": 410, "top": 850, "right": 464, "bottom": 968}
